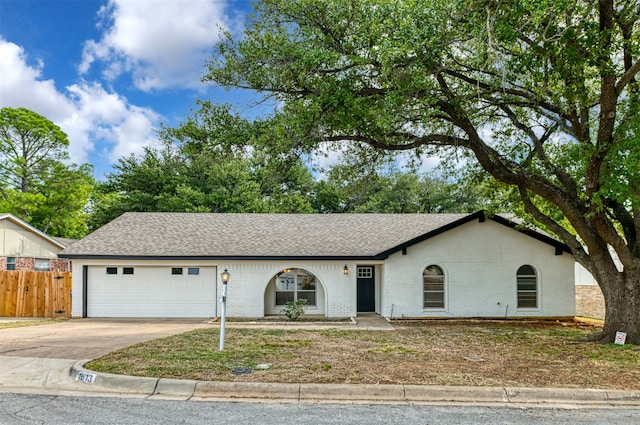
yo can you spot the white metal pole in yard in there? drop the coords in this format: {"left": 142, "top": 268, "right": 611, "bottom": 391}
{"left": 219, "top": 269, "right": 230, "bottom": 351}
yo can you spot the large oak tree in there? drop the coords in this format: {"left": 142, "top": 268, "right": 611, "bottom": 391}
{"left": 205, "top": 0, "right": 640, "bottom": 343}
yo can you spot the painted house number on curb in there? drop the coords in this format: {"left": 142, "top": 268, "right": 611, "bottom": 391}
{"left": 75, "top": 371, "right": 97, "bottom": 384}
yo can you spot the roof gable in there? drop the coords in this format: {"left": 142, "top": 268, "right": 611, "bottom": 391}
{"left": 0, "top": 213, "right": 67, "bottom": 250}
{"left": 60, "top": 211, "right": 571, "bottom": 260}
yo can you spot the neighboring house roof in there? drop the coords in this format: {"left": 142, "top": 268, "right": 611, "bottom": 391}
{"left": 60, "top": 211, "right": 571, "bottom": 260}
{"left": 0, "top": 213, "right": 67, "bottom": 250}
{"left": 53, "top": 237, "right": 78, "bottom": 248}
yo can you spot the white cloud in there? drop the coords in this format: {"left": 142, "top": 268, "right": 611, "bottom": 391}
{"left": 0, "top": 38, "right": 160, "bottom": 170}
{"left": 0, "top": 38, "right": 76, "bottom": 121}
{"left": 79, "top": 0, "right": 235, "bottom": 91}
{"left": 63, "top": 82, "right": 160, "bottom": 164}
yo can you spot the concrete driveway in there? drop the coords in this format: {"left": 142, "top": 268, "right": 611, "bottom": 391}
{"left": 0, "top": 319, "right": 212, "bottom": 360}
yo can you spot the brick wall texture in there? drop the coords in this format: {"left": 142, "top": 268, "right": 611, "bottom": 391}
{"left": 0, "top": 257, "right": 70, "bottom": 272}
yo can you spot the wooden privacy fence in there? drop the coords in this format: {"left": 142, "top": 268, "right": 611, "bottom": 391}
{"left": 0, "top": 271, "right": 72, "bottom": 318}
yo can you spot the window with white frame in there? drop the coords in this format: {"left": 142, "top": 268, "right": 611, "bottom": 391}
{"left": 273, "top": 268, "right": 317, "bottom": 306}
{"left": 423, "top": 265, "right": 445, "bottom": 309}
{"left": 34, "top": 258, "right": 50, "bottom": 271}
{"left": 357, "top": 267, "right": 373, "bottom": 278}
{"left": 6, "top": 257, "right": 16, "bottom": 270}
{"left": 517, "top": 265, "right": 537, "bottom": 308}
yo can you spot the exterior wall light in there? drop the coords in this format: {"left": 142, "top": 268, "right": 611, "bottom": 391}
{"left": 221, "top": 269, "right": 230, "bottom": 284}
{"left": 343, "top": 265, "right": 349, "bottom": 275}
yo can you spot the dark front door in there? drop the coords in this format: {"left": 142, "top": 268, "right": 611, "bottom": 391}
{"left": 356, "top": 266, "right": 375, "bottom": 312}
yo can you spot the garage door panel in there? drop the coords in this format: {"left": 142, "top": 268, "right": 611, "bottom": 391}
{"left": 87, "top": 266, "right": 217, "bottom": 318}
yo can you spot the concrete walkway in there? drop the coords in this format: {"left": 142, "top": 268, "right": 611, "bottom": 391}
{"left": 351, "top": 312, "right": 396, "bottom": 330}
{"left": 0, "top": 317, "right": 638, "bottom": 406}
{"left": 224, "top": 312, "right": 395, "bottom": 331}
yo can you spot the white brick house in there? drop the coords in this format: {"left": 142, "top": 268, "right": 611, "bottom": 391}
{"left": 60, "top": 211, "right": 575, "bottom": 319}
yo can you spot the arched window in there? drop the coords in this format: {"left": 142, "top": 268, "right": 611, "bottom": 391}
{"left": 423, "top": 265, "right": 445, "bottom": 309}
{"left": 517, "top": 265, "right": 537, "bottom": 308}
{"left": 273, "top": 268, "right": 317, "bottom": 306}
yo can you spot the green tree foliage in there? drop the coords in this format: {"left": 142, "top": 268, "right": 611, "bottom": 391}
{"left": 89, "top": 145, "right": 265, "bottom": 229}
{"left": 314, "top": 163, "right": 483, "bottom": 214}
{"left": 25, "top": 162, "right": 94, "bottom": 238}
{"left": 0, "top": 107, "right": 69, "bottom": 192}
{"left": 205, "top": 0, "right": 640, "bottom": 343}
{"left": 90, "top": 104, "right": 319, "bottom": 229}
{"left": 0, "top": 107, "right": 93, "bottom": 237}
{"left": 92, "top": 98, "right": 481, "bottom": 228}
{"left": 355, "top": 172, "right": 482, "bottom": 214}
{"left": 163, "top": 102, "right": 317, "bottom": 213}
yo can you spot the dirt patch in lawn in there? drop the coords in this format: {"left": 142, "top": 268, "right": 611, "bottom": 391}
{"left": 86, "top": 320, "right": 639, "bottom": 390}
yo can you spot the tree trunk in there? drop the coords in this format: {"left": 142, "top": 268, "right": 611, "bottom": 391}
{"left": 598, "top": 270, "right": 640, "bottom": 345}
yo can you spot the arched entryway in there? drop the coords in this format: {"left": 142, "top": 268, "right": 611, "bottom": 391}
{"left": 264, "top": 268, "right": 326, "bottom": 316}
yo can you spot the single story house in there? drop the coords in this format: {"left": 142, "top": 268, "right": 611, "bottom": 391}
{"left": 0, "top": 213, "right": 72, "bottom": 272}
{"left": 59, "top": 211, "right": 575, "bottom": 319}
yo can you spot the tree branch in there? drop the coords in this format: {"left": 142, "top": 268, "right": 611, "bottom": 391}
{"left": 616, "top": 60, "right": 640, "bottom": 95}
{"left": 498, "top": 105, "right": 579, "bottom": 197}
{"left": 322, "top": 133, "right": 467, "bottom": 150}
{"left": 517, "top": 185, "right": 583, "bottom": 252}
{"left": 442, "top": 69, "right": 569, "bottom": 120}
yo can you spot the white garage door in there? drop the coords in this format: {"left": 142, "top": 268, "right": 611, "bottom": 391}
{"left": 87, "top": 266, "right": 217, "bottom": 318}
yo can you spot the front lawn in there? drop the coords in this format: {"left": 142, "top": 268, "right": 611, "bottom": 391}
{"left": 85, "top": 320, "right": 640, "bottom": 390}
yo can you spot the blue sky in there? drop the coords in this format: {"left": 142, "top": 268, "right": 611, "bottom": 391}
{"left": 0, "top": 0, "right": 263, "bottom": 178}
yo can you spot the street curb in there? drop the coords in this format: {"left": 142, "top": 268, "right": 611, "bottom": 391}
{"left": 64, "top": 361, "right": 640, "bottom": 406}
{"left": 69, "top": 360, "right": 158, "bottom": 395}
{"left": 300, "top": 383, "right": 405, "bottom": 402}
{"left": 151, "top": 378, "right": 198, "bottom": 400}
{"left": 405, "top": 385, "right": 508, "bottom": 403}
{"left": 193, "top": 381, "right": 300, "bottom": 400}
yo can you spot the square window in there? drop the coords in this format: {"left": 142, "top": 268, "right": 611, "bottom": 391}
{"left": 276, "top": 274, "right": 295, "bottom": 290}
{"left": 188, "top": 267, "right": 200, "bottom": 275}
{"left": 106, "top": 267, "right": 118, "bottom": 275}
{"left": 6, "top": 257, "right": 16, "bottom": 270}
{"left": 297, "top": 291, "right": 316, "bottom": 306}
{"left": 123, "top": 267, "right": 134, "bottom": 275}
{"left": 35, "top": 258, "right": 50, "bottom": 271}
{"left": 171, "top": 268, "right": 183, "bottom": 275}
{"left": 357, "top": 267, "right": 373, "bottom": 278}
{"left": 275, "top": 291, "right": 294, "bottom": 305}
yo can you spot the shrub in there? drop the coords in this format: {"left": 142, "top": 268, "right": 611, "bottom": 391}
{"left": 282, "top": 298, "right": 308, "bottom": 321}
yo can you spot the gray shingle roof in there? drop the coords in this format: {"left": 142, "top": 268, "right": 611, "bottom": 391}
{"left": 53, "top": 237, "right": 78, "bottom": 248}
{"left": 60, "top": 212, "right": 480, "bottom": 259}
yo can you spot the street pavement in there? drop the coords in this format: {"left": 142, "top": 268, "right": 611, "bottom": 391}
{"left": 0, "top": 316, "right": 639, "bottom": 406}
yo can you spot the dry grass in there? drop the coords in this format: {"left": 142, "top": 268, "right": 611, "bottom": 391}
{"left": 0, "top": 318, "right": 65, "bottom": 329}
{"left": 86, "top": 320, "right": 640, "bottom": 390}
